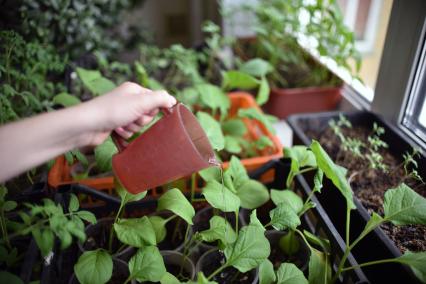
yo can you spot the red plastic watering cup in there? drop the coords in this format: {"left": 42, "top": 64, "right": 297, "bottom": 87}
{"left": 111, "top": 103, "right": 217, "bottom": 194}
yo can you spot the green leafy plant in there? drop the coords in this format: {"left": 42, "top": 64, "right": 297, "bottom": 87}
{"left": 235, "top": 0, "right": 360, "bottom": 89}
{"left": 329, "top": 115, "right": 389, "bottom": 171}
{"left": 6, "top": 0, "right": 132, "bottom": 59}
{"left": 0, "top": 30, "right": 66, "bottom": 123}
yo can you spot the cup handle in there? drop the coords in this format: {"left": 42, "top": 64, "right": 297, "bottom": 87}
{"left": 111, "top": 103, "right": 179, "bottom": 152}
{"left": 111, "top": 131, "right": 127, "bottom": 153}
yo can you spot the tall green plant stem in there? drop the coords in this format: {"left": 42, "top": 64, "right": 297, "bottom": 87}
{"left": 332, "top": 219, "right": 383, "bottom": 283}
{"left": 108, "top": 201, "right": 125, "bottom": 252}
{"left": 341, "top": 258, "right": 397, "bottom": 272}
{"left": 208, "top": 262, "right": 229, "bottom": 280}
{"left": 0, "top": 210, "right": 11, "bottom": 249}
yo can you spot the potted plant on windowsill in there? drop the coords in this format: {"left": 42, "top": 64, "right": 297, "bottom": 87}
{"left": 232, "top": 0, "right": 361, "bottom": 119}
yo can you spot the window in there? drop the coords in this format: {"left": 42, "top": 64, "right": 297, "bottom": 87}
{"left": 401, "top": 20, "right": 426, "bottom": 147}
{"left": 336, "top": 0, "right": 392, "bottom": 101}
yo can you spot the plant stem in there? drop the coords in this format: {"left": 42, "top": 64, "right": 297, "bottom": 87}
{"left": 192, "top": 198, "right": 206, "bottom": 203}
{"left": 123, "top": 275, "right": 132, "bottom": 284}
{"left": 108, "top": 201, "right": 125, "bottom": 252}
{"left": 345, "top": 204, "right": 351, "bottom": 247}
{"left": 341, "top": 258, "right": 397, "bottom": 272}
{"left": 235, "top": 210, "right": 239, "bottom": 237}
{"left": 264, "top": 221, "right": 272, "bottom": 229}
{"left": 208, "top": 263, "right": 228, "bottom": 280}
{"left": 164, "top": 214, "right": 177, "bottom": 224}
{"left": 179, "top": 223, "right": 192, "bottom": 275}
{"left": 0, "top": 211, "right": 11, "bottom": 250}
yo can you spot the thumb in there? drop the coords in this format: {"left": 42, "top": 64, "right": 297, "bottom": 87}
{"left": 142, "top": 90, "right": 176, "bottom": 111}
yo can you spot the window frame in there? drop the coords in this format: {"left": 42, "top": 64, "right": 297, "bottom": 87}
{"left": 371, "top": 0, "right": 426, "bottom": 152}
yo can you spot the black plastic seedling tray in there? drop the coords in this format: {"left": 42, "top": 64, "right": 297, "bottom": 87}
{"left": 250, "top": 159, "right": 369, "bottom": 284}
{"left": 287, "top": 110, "right": 425, "bottom": 283}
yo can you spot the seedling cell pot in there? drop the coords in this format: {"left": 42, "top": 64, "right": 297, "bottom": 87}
{"left": 195, "top": 248, "right": 259, "bottom": 284}
{"left": 287, "top": 110, "right": 425, "bottom": 283}
{"left": 48, "top": 92, "right": 282, "bottom": 197}
{"left": 263, "top": 87, "right": 342, "bottom": 119}
{"left": 78, "top": 217, "right": 135, "bottom": 261}
{"left": 150, "top": 211, "right": 193, "bottom": 252}
{"left": 68, "top": 258, "right": 129, "bottom": 284}
{"left": 265, "top": 230, "right": 310, "bottom": 272}
{"left": 160, "top": 250, "right": 196, "bottom": 281}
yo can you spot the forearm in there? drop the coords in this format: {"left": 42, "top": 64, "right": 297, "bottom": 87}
{"left": 0, "top": 103, "right": 100, "bottom": 183}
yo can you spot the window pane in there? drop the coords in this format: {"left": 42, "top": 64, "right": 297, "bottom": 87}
{"left": 337, "top": 0, "right": 393, "bottom": 100}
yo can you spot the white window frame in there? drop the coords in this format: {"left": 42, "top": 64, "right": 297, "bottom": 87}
{"left": 341, "top": 0, "right": 382, "bottom": 54}
{"left": 372, "top": 0, "right": 426, "bottom": 153}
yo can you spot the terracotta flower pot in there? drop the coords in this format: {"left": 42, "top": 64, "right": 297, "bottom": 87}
{"left": 263, "top": 86, "right": 342, "bottom": 119}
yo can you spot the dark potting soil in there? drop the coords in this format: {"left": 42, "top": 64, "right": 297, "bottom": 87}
{"left": 143, "top": 264, "right": 192, "bottom": 283}
{"left": 305, "top": 124, "right": 426, "bottom": 253}
{"left": 201, "top": 251, "right": 255, "bottom": 284}
{"left": 108, "top": 265, "right": 129, "bottom": 284}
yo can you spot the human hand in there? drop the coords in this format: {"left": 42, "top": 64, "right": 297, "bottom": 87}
{"left": 81, "top": 82, "right": 176, "bottom": 146}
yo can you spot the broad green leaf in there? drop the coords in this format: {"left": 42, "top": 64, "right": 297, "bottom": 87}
{"left": 202, "top": 180, "right": 240, "bottom": 212}
{"left": 198, "top": 216, "right": 237, "bottom": 248}
{"left": 269, "top": 203, "right": 301, "bottom": 231}
{"left": 114, "top": 217, "right": 156, "bottom": 247}
{"left": 197, "top": 111, "right": 225, "bottom": 151}
{"left": 259, "top": 259, "right": 276, "bottom": 284}
{"left": 270, "top": 190, "right": 303, "bottom": 213}
{"left": 222, "top": 119, "right": 247, "bottom": 136}
{"left": 308, "top": 248, "right": 331, "bottom": 284}
{"left": 227, "top": 156, "right": 249, "bottom": 189}
{"left": 32, "top": 228, "right": 54, "bottom": 257}
{"left": 175, "top": 87, "right": 200, "bottom": 110}
{"left": 284, "top": 146, "right": 316, "bottom": 174}
{"left": 3, "top": 200, "right": 17, "bottom": 212}
{"left": 224, "top": 135, "right": 243, "bottom": 154}
{"left": 74, "top": 249, "right": 112, "bottom": 284}
{"left": 157, "top": 188, "right": 195, "bottom": 225}
{"left": 94, "top": 137, "right": 117, "bottom": 172}
{"left": 383, "top": 183, "right": 426, "bottom": 225}
{"left": 395, "top": 251, "right": 426, "bottom": 282}
{"left": 196, "top": 84, "right": 230, "bottom": 115}
{"left": 303, "top": 230, "right": 330, "bottom": 253}
{"left": 237, "top": 179, "right": 269, "bottom": 209}
{"left": 129, "top": 246, "right": 166, "bottom": 282}
{"left": 148, "top": 216, "right": 167, "bottom": 243}
{"left": 279, "top": 231, "right": 300, "bottom": 256}
{"left": 225, "top": 211, "right": 270, "bottom": 272}
{"left": 76, "top": 68, "right": 116, "bottom": 96}
{"left": 238, "top": 108, "right": 276, "bottom": 134}
{"left": 357, "top": 212, "right": 384, "bottom": 241}
{"left": 76, "top": 211, "right": 97, "bottom": 224}
{"left": 160, "top": 272, "right": 181, "bottom": 284}
{"left": 310, "top": 140, "right": 355, "bottom": 209}
{"left": 256, "top": 76, "right": 270, "bottom": 105}
{"left": 68, "top": 194, "right": 79, "bottom": 212}
{"left": 239, "top": 58, "right": 273, "bottom": 77}
{"left": 254, "top": 136, "right": 273, "bottom": 150}
{"left": 276, "top": 263, "right": 308, "bottom": 284}
{"left": 199, "top": 166, "right": 221, "bottom": 183}
{"left": 0, "top": 271, "right": 23, "bottom": 284}
{"left": 52, "top": 92, "right": 81, "bottom": 107}
{"left": 116, "top": 181, "right": 147, "bottom": 205}
{"left": 222, "top": 70, "right": 259, "bottom": 90}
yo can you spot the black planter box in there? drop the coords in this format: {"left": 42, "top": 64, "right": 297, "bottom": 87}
{"left": 287, "top": 110, "right": 426, "bottom": 284}
{"left": 250, "top": 160, "right": 369, "bottom": 284}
